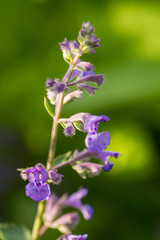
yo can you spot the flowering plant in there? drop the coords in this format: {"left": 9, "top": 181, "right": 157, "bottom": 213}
{"left": 1, "top": 22, "right": 119, "bottom": 240}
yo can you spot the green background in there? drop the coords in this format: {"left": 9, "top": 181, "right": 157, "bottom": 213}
{"left": 0, "top": 0, "right": 160, "bottom": 239}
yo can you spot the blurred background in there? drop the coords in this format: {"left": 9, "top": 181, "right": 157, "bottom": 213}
{"left": 0, "top": 0, "right": 160, "bottom": 239}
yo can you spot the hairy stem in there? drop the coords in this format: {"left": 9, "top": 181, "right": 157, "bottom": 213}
{"left": 31, "top": 54, "right": 80, "bottom": 240}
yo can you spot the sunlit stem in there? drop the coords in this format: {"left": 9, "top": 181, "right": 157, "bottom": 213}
{"left": 31, "top": 201, "right": 45, "bottom": 240}
{"left": 46, "top": 54, "right": 80, "bottom": 171}
{"left": 31, "top": 53, "right": 80, "bottom": 240}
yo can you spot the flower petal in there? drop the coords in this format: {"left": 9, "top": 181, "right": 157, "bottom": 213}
{"left": 85, "top": 132, "right": 110, "bottom": 153}
{"left": 25, "top": 182, "right": 50, "bottom": 201}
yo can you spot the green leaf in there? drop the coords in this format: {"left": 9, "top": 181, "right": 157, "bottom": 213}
{"left": 73, "top": 121, "right": 85, "bottom": 132}
{"left": 0, "top": 223, "right": 31, "bottom": 240}
{"left": 53, "top": 151, "right": 72, "bottom": 167}
{"left": 44, "top": 97, "right": 54, "bottom": 118}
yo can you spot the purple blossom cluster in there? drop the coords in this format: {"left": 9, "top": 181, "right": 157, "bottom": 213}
{"left": 18, "top": 21, "right": 119, "bottom": 240}
{"left": 20, "top": 164, "right": 62, "bottom": 201}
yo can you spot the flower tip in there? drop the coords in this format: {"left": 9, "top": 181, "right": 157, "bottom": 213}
{"left": 103, "top": 162, "right": 114, "bottom": 172}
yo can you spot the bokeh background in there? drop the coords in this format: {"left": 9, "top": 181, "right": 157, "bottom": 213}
{"left": 0, "top": 0, "right": 160, "bottom": 239}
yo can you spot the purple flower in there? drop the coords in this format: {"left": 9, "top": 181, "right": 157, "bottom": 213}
{"left": 70, "top": 72, "right": 104, "bottom": 95}
{"left": 48, "top": 168, "right": 63, "bottom": 185}
{"left": 69, "top": 112, "right": 90, "bottom": 132}
{"left": 69, "top": 113, "right": 90, "bottom": 124}
{"left": 70, "top": 60, "right": 104, "bottom": 95}
{"left": 77, "top": 84, "right": 98, "bottom": 96}
{"left": 63, "top": 123, "right": 75, "bottom": 137}
{"left": 41, "top": 193, "right": 68, "bottom": 235}
{"left": 71, "top": 149, "right": 119, "bottom": 174}
{"left": 45, "top": 78, "right": 56, "bottom": 88}
{"left": 103, "top": 160, "right": 114, "bottom": 171}
{"left": 69, "top": 40, "right": 79, "bottom": 49}
{"left": 45, "top": 78, "right": 66, "bottom": 92}
{"left": 71, "top": 59, "right": 95, "bottom": 80}
{"left": 57, "top": 234, "right": 88, "bottom": 240}
{"left": 52, "top": 212, "right": 80, "bottom": 233}
{"left": 84, "top": 114, "right": 110, "bottom": 133}
{"left": 80, "top": 22, "right": 95, "bottom": 36}
{"left": 78, "top": 22, "right": 100, "bottom": 54}
{"left": 59, "top": 38, "right": 81, "bottom": 61}
{"left": 45, "top": 78, "right": 67, "bottom": 104}
{"left": 85, "top": 131, "right": 110, "bottom": 153}
{"left": 71, "top": 69, "right": 94, "bottom": 81}
{"left": 25, "top": 182, "right": 50, "bottom": 202}
{"left": 76, "top": 74, "right": 104, "bottom": 86}
{"left": 96, "top": 150, "right": 119, "bottom": 172}
{"left": 65, "top": 188, "right": 93, "bottom": 220}
{"left": 97, "top": 150, "right": 119, "bottom": 160}
{"left": 23, "top": 165, "right": 50, "bottom": 201}
{"left": 54, "top": 82, "right": 66, "bottom": 93}
{"left": 66, "top": 234, "right": 88, "bottom": 240}
{"left": 72, "top": 162, "right": 103, "bottom": 179}
{"left": 76, "top": 61, "right": 95, "bottom": 72}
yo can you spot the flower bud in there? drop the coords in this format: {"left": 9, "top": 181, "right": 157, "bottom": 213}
{"left": 63, "top": 90, "right": 83, "bottom": 104}
{"left": 45, "top": 78, "right": 56, "bottom": 88}
{"left": 75, "top": 61, "right": 94, "bottom": 72}
{"left": 52, "top": 212, "right": 80, "bottom": 233}
{"left": 48, "top": 168, "right": 63, "bottom": 185}
{"left": 63, "top": 123, "right": 75, "bottom": 138}
{"left": 75, "top": 74, "right": 104, "bottom": 86}
{"left": 77, "top": 84, "right": 98, "bottom": 95}
{"left": 59, "top": 38, "right": 82, "bottom": 62}
{"left": 72, "top": 162, "right": 103, "bottom": 179}
{"left": 46, "top": 89, "right": 56, "bottom": 105}
{"left": 43, "top": 194, "right": 68, "bottom": 226}
{"left": 54, "top": 82, "right": 66, "bottom": 93}
{"left": 20, "top": 170, "right": 28, "bottom": 181}
{"left": 78, "top": 22, "right": 100, "bottom": 54}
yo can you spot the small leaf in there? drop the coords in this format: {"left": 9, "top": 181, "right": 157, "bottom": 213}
{"left": 44, "top": 97, "right": 54, "bottom": 118}
{"left": 53, "top": 151, "right": 72, "bottom": 167}
{"left": 73, "top": 121, "right": 85, "bottom": 132}
{"left": 0, "top": 223, "right": 31, "bottom": 240}
{"left": 58, "top": 118, "right": 70, "bottom": 128}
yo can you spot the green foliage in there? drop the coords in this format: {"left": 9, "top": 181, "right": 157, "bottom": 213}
{"left": 72, "top": 121, "right": 85, "bottom": 132}
{"left": 52, "top": 151, "right": 72, "bottom": 167}
{"left": 0, "top": 223, "right": 31, "bottom": 240}
{"left": 44, "top": 97, "right": 54, "bottom": 118}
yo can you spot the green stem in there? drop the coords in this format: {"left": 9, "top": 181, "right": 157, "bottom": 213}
{"left": 46, "top": 91, "right": 64, "bottom": 170}
{"left": 31, "top": 54, "right": 81, "bottom": 240}
{"left": 31, "top": 201, "right": 45, "bottom": 240}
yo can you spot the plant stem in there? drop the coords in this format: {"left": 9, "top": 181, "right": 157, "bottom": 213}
{"left": 55, "top": 150, "right": 95, "bottom": 169}
{"left": 46, "top": 91, "right": 64, "bottom": 171}
{"left": 31, "top": 53, "right": 81, "bottom": 240}
{"left": 46, "top": 54, "right": 80, "bottom": 171}
{"left": 31, "top": 201, "right": 45, "bottom": 240}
